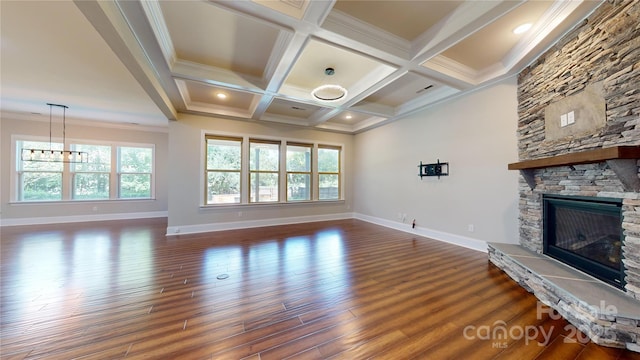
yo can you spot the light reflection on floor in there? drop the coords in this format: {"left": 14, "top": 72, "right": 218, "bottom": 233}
{"left": 198, "top": 227, "right": 352, "bottom": 307}
{"left": 2, "top": 221, "right": 351, "bottom": 334}
{"left": 2, "top": 224, "right": 155, "bottom": 325}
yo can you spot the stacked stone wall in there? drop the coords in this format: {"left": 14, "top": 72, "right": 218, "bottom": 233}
{"left": 516, "top": 0, "right": 640, "bottom": 299}
{"left": 518, "top": 0, "right": 640, "bottom": 159}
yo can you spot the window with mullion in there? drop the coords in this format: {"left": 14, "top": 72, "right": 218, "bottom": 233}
{"left": 206, "top": 136, "right": 242, "bottom": 204}
{"left": 249, "top": 139, "right": 280, "bottom": 203}
{"left": 286, "top": 143, "right": 312, "bottom": 201}
{"left": 71, "top": 144, "right": 111, "bottom": 200}
{"left": 318, "top": 145, "right": 341, "bottom": 200}
{"left": 118, "top": 146, "right": 153, "bottom": 199}
{"left": 17, "top": 140, "right": 64, "bottom": 201}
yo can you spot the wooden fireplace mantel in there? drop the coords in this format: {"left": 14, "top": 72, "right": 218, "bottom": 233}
{"left": 508, "top": 146, "right": 640, "bottom": 191}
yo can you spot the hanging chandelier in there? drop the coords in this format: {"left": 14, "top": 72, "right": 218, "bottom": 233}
{"left": 311, "top": 67, "right": 348, "bottom": 102}
{"left": 21, "top": 103, "right": 89, "bottom": 163}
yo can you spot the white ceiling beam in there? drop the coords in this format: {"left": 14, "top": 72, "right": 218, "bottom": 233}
{"left": 172, "top": 60, "right": 265, "bottom": 93}
{"left": 73, "top": 0, "right": 178, "bottom": 120}
{"left": 411, "top": 0, "right": 524, "bottom": 63}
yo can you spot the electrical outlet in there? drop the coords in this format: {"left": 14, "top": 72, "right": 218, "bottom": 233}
{"left": 468, "top": 224, "right": 475, "bottom": 232}
{"left": 567, "top": 110, "right": 575, "bottom": 125}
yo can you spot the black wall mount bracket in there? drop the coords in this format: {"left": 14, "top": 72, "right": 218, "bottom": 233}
{"left": 418, "top": 160, "right": 449, "bottom": 179}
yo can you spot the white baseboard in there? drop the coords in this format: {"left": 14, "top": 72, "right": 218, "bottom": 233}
{"left": 0, "top": 211, "right": 168, "bottom": 227}
{"left": 354, "top": 213, "right": 487, "bottom": 253}
{"left": 166, "top": 212, "right": 356, "bottom": 236}
{"left": 1, "top": 210, "right": 487, "bottom": 253}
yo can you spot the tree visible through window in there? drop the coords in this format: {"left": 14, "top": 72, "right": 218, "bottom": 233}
{"left": 286, "top": 143, "right": 312, "bottom": 201}
{"left": 203, "top": 134, "right": 342, "bottom": 205}
{"left": 17, "top": 140, "right": 63, "bottom": 201}
{"left": 318, "top": 146, "right": 340, "bottom": 200}
{"left": 250, "top": 140, "right": 279, "bottom": 203}
{"left": 119, "top": 146, "right": 153, "bottom": 199}
{"left": 15, "top": 139, "right": 155, "bottom": 202}
{"left": 206, "top": 136, "right": 241, "bottom": 204}
{"left": 72, "top": 144, "right": 111, "bottom": 200}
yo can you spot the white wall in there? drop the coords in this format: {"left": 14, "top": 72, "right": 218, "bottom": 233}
{"left": 166, "top": 113, "right": 354, "bottom": 234}
{"left": 353, "top": 77, "right": 520, "bottom": 247}
{"left": 0, "top": 114, "right": 169, "bottom": 225}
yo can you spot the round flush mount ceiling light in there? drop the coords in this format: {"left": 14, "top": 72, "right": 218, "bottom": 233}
{"left": 216, "top": 93, "right": 227, "bottom": 99}
{"left": 513, "top": 23, "right": 532, "bottom": 35}
{"left": 312, "top": 67, "right": 348, "bottom": 102}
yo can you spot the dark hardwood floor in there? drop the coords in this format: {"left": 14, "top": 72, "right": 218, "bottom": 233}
{"left": 1, "top": 218, "right": 639, "bottom": 359}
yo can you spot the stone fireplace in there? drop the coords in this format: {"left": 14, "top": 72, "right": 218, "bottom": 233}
{"left": 508, "top": 148, "right": 640, "bottom": 299}
{"left": 489, "top": 0, "right": 640, "bottom": 352}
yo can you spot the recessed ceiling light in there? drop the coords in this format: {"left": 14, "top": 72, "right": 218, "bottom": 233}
{"left": 216, "top": 93, "right": 227, "bottom": 99}
{"left": 345, "top": 115, "right": 352, "bottom": 119}
{"left": 513, "top": 23, "right": 532, "bottom": 35}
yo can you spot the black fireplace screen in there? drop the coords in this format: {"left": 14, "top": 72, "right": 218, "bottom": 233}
{"left": 543, "top": 194, "right": 624, "bottom": 289}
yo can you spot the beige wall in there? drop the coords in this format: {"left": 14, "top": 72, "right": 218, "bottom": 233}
{"left": 353, "top": 77, "right": 520, "bottom": 245}
{"left": 2, "top": 80, "right": 519, "bottom": 246}
{"left": 0, "top": 114, "right": 169, "bottom": 224}
{"left": 166, "top": 113, "right": 354, "bottom": 234}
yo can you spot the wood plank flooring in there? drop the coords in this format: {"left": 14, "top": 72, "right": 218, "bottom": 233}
{"left": 1, "top": 218, "right": 639, "bottom": 359}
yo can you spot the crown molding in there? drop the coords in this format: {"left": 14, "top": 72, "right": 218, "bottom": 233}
{"left": 503, "top": 0, "right": 589, "bottom": 71}
{"left": 322, "top": 10, "right": 411, "bottom": 60}
{"left": 422, "top": 55, "right": 480, "bottom": 86}
{"left": 1, "top": 110, "right": 168, "bottom": 132}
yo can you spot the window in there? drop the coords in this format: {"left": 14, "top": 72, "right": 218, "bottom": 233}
{"left": 118, "top": 146, "right": 153, "bottom": 199}
{"left": 14, "top": 139, "right": 155, "bottom": 202}
{"left": 286, "top": 143, "right": 312, "bottom": 201}
{"left": 206, "top": 136, "right": 241, "bottom": 204}
{"left": 249, "top": 139, "right": 279, "bottom": 203}
{"left": 71, "top": 144, "right": 111, "bottom": 200}
{"left": 204, "top": 134, "right": 342, "bottom": 205}
{"left": 17, "top": 140, "right": 64, "bottom": 201}
{"left": 318, "top": 145, "right": 340, "bottom": 200}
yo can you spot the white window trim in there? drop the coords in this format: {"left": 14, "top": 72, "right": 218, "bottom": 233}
{"left": 11, "top": 135, "right": 156, "bottom": 203}
{"left": 200, "top": 130, "right": 344, "bottom": 208}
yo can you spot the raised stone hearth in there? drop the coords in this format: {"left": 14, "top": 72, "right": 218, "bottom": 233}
{"left": 488, "top": 243, "right": 640, "bottom": 351}
{"left": 494, "top": 0, "right": 640, "bottom": 353}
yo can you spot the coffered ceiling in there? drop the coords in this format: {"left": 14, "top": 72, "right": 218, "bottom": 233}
{"left": 1, "top": 0, "right": 602, "bottom": 133}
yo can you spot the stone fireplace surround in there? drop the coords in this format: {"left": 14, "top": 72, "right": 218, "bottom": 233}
{"left": 489, "top": 146, "right": 640, "bottom": 351}
{"left": 488, "top": 0, "right": 640, "bottom": 352}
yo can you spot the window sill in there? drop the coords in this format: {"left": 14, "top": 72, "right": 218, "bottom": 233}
{"left": 199, "top": 199, "right": 345, "bottom": 211}
{"left": 10, "top": 198, "right": 157, "bottom": 206}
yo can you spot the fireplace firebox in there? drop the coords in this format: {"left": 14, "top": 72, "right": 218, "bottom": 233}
{"left": 543, "top": 194, "right": 624, "bottom": 289}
